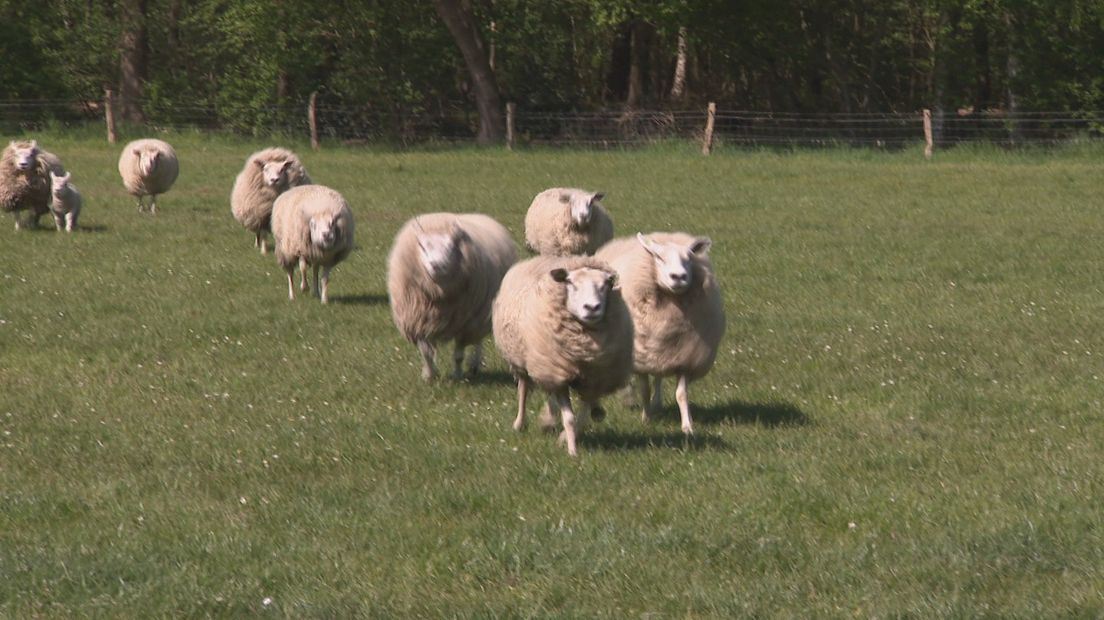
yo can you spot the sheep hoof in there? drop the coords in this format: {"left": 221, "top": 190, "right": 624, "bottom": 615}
{"left": 682, "top": 424, "right": 694, "bottom": 436}
{"left": 512, "top": 418, "right": 526, "bottom": 432}
{"left": 421, "top": 367, "right": 436, "bottom": 382}
{"left": 591, "top": 406, "right": 606, "bottom": 423}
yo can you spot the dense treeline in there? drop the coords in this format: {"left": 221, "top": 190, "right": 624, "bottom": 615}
{"left": 2, "top": 0, "right": 1103, "bottom": 140}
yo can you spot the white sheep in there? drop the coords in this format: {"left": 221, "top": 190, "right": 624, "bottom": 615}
{"left": 118, "top": 138, "right": 179, "bottom": 214}
{"left": 0, "top": 140, "right": 55, "bottom": 230}
{"left": 48, "top": 171, "right": 81, "bottom": 232}
{"left": 595, "top": 232, "right": 725, "bottom": 435}
{"left": 231, "top": 147, "right": 312, "bottom": 254}
{"left": 387, "top": 212, "right": 517, "bottom": 381}
{"left": 524, "top": 187, "right": 614, "bottom": 256}
{"left": 492, "top": 255, "right": 634, "bottom": 456}
{"left": 271, "top": 184, "right": 354, "bottom": 304}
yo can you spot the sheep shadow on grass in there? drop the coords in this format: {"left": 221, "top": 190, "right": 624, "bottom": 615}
{"left": 580, "top": 428, "right": 728, "bottom": 452}
{"left": 330, "top": 293, "right": 388, "bottom": 306}
{"left": 690, "top": 401, "right": 811, "bottom": 428}
{"left": 463, "top": 369, "right": 515, "bottom": 387}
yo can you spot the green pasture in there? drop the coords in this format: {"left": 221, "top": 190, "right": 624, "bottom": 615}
{"left": 1, "top": 135, "right": 1102, "bottom": 616}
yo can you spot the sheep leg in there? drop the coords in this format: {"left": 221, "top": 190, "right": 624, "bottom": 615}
{"left": 451, "top": 342, "right": 465, "bottom": 380}
{"left": 311, "top": 264, "right": 321, "bottom": 300}
{"left": 135, "top": 196, "right": 145, "bottom": 212}
{"left": 150, "top": 195, "right": 158, "bottom": 215}
{"left": 650, "top": 377, "right": 664, "bottom": 415}
{"left": 53, "top": 214, "right": 65, "bottom": 231}
{"left": 465, "top": 341, "right": 483, "bottom": 377}
{"left": 298, "top": 257, "right": 309, "bottom": 293}
{"left": 638, "top": 373, "right": 653, "bottom": 423}
{"left": 552, "top": 390, "right": 580, "bottom": 457}
{"left": 284, "top": 267, "right": 296, "bottom": 300}
{"left": 417, "top": 339, "right": 438, "bottom": 381}
{"left": 537, "top": 398, "right": 558, "bottom": 432}
{"left": 12, "top": 212, "right": 22, "bottom": 231}
{"left": 65, "top": 211, "right": 76, "bottom": 232}
{"left": 319, "top": 266, "right": 332, "bottom": 304}
{"left": 675, "top": 374, "right": 694, "bottom": 435}
{"left": 512, "top": 377, "right": 530, "bottom": 431}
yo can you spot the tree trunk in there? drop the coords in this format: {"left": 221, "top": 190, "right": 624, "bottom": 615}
{"left": 118, "top": 0, "right": 149, "bottom": 123}
{"left": 433, "top": 0, "right": 506, "bottom": 144}
{"left": 625, "top": 20, "right": 645, "bottom": 109}
{"left": 669, "top": 26, "right": 688, "bottom": 101}
{"left": 1003, "top": 10, "right": 1020, "bottom": 144}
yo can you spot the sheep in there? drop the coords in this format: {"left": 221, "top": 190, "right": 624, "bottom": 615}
{"left": 231, "top": 147, "right": 312, "bottom": 254}
{"left": 0, "top": 140, "right": 55, "bottom": 230}
{"left": 48, "top": 171, "right": 81, "bottom": 232}
{"left": 118, "top": 138, "right": 179, "bottom": 214}
{"left": 524, "top": 187, "right": 614, "bottom": 256}
{"left": 271, "top": 184, "right": 354, "bottom": 304}
{"left": 492, "top": 255, "right": 634, "bottom": 456}
{"left": 387, "top": 212, "right": 517, "bottom": 381}
{"left": 595, "top": 232, "right": 725, "bottom": 436}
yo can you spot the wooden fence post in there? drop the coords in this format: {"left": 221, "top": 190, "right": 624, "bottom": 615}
{"left": 104, "top": 89, "right": 117, "bottom": 145}
{"left": 506, "top": 102, "right": 516, "bottom": 150}
{"left": 701, "top": 102, "right": 716, "bottom": 155}
{"left": 308, "top": 91, "right": 320, "bottom": 151}
{"left": 923, "top": 108, "right": 933, "bottom": 159}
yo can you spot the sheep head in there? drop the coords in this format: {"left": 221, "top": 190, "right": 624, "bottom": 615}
{"left": 637, "top": 233, "right": 712, "bottom": 294}
{"left": 561, "top": 190, "right": 605, "bottom": 229}
{"left": 309, "top": 212, "right": 341, "bottom": 250}
{"left": 257, "top": 158, "right": 293, "bottom": 189}
{"left": 49, "top": 171, "right": 71, "bottom": 195}
{"left": 551, "top": 265, "right": 618, "bottom": 327}
{"left": 415, "top": 222, "right": 466, "bottom": 282}
{"left": 134, "top": 147, "right": 162, "bottom": 177}
{"left": 11, "top": 140, "right": 39, "bottom": 172}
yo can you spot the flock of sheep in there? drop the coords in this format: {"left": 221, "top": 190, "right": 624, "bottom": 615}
{"left": 0, "top": 139, "right": 725, "bottom": 457}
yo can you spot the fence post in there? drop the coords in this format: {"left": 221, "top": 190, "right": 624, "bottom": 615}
{"left": 308, "top": 91, "right": 320, "bottom": 151}
{"left": 104, "top": 89, "right": 117, "bottom": 145}
{"left": 506, "top": 102, "right": 516, "bottom": 150}
{"left": 701, "top": 102, "right": 716, "bottom": 155}
{"left": 922, "top": 108, "right": 933, "bottom": 159}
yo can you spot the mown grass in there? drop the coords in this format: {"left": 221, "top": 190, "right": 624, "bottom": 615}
{"left": 1, "top": 134, "right": 1103, "bottom": 616}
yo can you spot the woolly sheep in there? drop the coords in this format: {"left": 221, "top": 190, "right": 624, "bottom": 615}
{"left": 118, "top": 138, "right": 179, "bottom": 214}
{"left": 595, "top": 232, "right": 725, "bottom": 435}
{"left": 387, "top": 212, "right": 517, "bottom": 381}
{"left": 524, "top": 187, "right": 614, "bottom": 256}
{"left": 231, "top": 147, "right": 312, "bottom": 254}
{"left": 492, "top": 255, "right": 633, "bottom": 456}
{"left": 49, "top": 171, "right": 81, "bottom": 232}
{"left": 0, "top": 140, "right": 56, "bottom": 230}
{"left": 271, "top": 184, "right": 354, "bottom": 304}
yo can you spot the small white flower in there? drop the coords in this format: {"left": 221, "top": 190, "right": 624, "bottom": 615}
{"left": 262, "top": 597, "right": 273, "bottom": 607}
{"left": 848, "top": 522, "right": 857, "bottom": 530}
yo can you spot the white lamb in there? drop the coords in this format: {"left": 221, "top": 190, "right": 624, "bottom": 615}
{"left": 48, "top": 171, "right": 81, "bottom": 232}
{"left": 595, "top": 232, "right": 726, "bottom": 435}
{"left": 118, "top": 138, "right": 179, "bottom": 214}
{"left": 387, "top": 213, "right": 517, "bottom": 381}
{"left": 493, "top": 255, "right": 634, "bottom": 456}
{"left": 524, "top": 187, "right": 614, "bottom": 256}
{"left": 231, "top": 147, "right": 312, "bottom": 254}
{"left": 271, "top": 184, "right": 354, "bottom": 304}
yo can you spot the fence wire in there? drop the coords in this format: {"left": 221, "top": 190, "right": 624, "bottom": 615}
{"left": 1, "top": 99, "right": 1103, "bottom": 149}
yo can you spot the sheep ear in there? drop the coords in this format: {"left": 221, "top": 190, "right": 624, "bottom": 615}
{"left": 550, "top": 268, "right": 569, "bottom": 283}
{"left": 591, "top": 192, "right": 605, "bottom": 204}
{"left": 253, "top": 159, "right": 265, "bottom": 168}
{"left": 29, "top": 140, "right": 37, "bottom": 149}
{"left": 636, "top": 232, "right": 661, "bottom": 257}
{"left": 279, "top": 160, "right": 293, "bottom": 172}
{"left": 606, "top": 272, "right": 619, "bottom": 288}
{"left": 559, "top": 192, "right": 571, "bottom": 204}
{"left": 132, "top": 149, "right": 141, "bottom": 156}
{"left": 690, "top": 237, "right": 712, "bottom": 255}
{"left": 61, "top": 172, "right": 71, "bottom": 182}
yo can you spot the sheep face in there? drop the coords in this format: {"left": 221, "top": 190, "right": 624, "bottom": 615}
{"left": 562, "top": 191, "right": 604, "bottom": 229}
{"left": 134, "top": 148, "right": 161, "bottom": 177}
{"left": 638, "top": 233, "right": 712, "bottom": 294}
{"left": 416, "top": 229, "right": 464, "bottom": 282}
{"left": 551, "top": 266, "right": 617, "bottom": 327}
{"left": 11, "top": 140, "right": 39, "bottom": 172}
{"left": 309, "top": 213, "right": 340, "bottom": 250}
{"left": 258, "top": 159, "right": 293, "bottom": 189}
{"left": 50, "top": 171, "right": 71, "bottom": 195}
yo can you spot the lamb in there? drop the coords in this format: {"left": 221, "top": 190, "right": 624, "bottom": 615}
{"left": 595, "top": 232, "right": 726, "bottom": 436}
{"left": 118, "top": 138, "right": 179, "bottom": 214}
{"left": 231, "top": 147, "right": 312, "bottom": 254}
{"left": 387, "top": 213, "right": 517, "bottom": 381}
{"left": 48, "top": 171, "right": 82, "bottom": 232}
{"left": 271, "top": 184, "right": 354, "bottom": 304}
{"left": 492, "top": 255, "right": 634, "bottom": 456}
{"left": 524, "top": 187, "right": 614, "bottom": 256}
{"left": 0, "top": 140, "right": 55, "bottom": 230}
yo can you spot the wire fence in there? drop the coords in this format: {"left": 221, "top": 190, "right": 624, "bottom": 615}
{"left": 2, "top": 98, "right": 1104, "bottom": 150}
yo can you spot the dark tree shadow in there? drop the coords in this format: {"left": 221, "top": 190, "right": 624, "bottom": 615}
{"left": 580, "top": 428, "right": 728, "bottom": 452}
{"left": 330, "top": 293, "right": 388, "bottom": 306}
{"left": 690, "top": 401, "right": 811, "bottom": 427}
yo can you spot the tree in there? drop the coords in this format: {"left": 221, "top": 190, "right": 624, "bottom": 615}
{"left": 433, "top": 0, "right": 506, "bottom": 144}
{"left": 119, "top": 0, "right": 149, "bottom": 123}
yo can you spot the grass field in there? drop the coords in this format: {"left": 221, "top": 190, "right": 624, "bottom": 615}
{"left": 1, "top": 134, "right": 1103, "bottom": 616}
